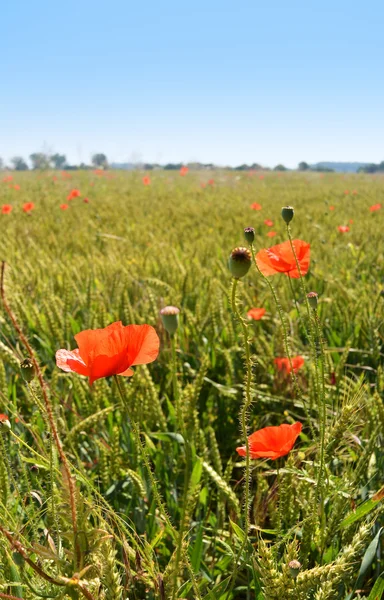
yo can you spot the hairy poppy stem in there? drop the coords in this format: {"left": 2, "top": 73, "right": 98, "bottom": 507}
{"left": 227, "top": 276, "right": 254, "bottom": 595}
{"left": 250, "top": 245, "right": 316, "bottom": 439}
{"left": 0, "top": 262, "right": 79, "bottom": 545}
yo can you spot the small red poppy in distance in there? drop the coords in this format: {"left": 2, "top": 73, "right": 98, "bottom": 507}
{"left": 13, "top": 184, "right": 20, "bottom": 190}
{"left": 56, "top": 321, "right": 160, "bottom": 386}
{"left": 67, "top": 189, "right": 81, "bottom": 201}
{"left": 352, "top": 190, "right": 357, "bottom": 195}
{"left": 208, "top": 178, "right": 214, "bottom": 186}
{"left": 344, "top": 190, "right": 349, "bottom": 195}
{"left": 83, "top": 198, "right": 90, "bottom": 203}
{"left": 2, "top": 175, "right": 13, "bottom": 182}
{"left": 329, "top": 206, "right": 335, "bottom": 211}
{"left": 259, "top": 175, "right": 264, "bottom": 180}
{"left": 23, "top": 202, "right": 35, "bottom": 213}
{"left": 60, "top": 204, "right": 69, "bottom": 210}
{"left": 251, "top": 202, "right": 262, "bottom": 210}
{"left": 1, "top": 205, "right": 12, "bottom": 214}
{"left": 180, "top": 166, "right": 189, "bottom": 176}
{"left": 264, "top": 219, "right": 274, "bottom": 227}
{"left": 267, "top": 231, "right": 277, "bottom": 238}
{"left": 370, "top": 203, "right": 382, "bottom": 212}
{"left": 142, "top": 176, "right": 151, "bottom": 186}
{"left": 275, "top": 356, "right": 305, "bottom": 374}
{"left": 256, "top": 239, "right": 310, "bottom": 279}
{"left": 236, "top": 422, "right": 302, "bottom": 460}
{"left": 338, "top": 225, "right": 350, "bottom": 233}
{"left": 247, "top": 308, "right": 266, "bottom": 321}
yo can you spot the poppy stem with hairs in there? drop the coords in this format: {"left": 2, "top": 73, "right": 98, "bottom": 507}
{"left": 249, "top": 244, "right": 316, "bottom": 440}
{"left": 0, "top": 261, "right": 79, "bottom": 546}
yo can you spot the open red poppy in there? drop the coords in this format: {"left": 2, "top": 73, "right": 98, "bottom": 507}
{"left": 251, "top": 202, "right": 262, "bottom": 210}
{"left": 23, "top": 202, "right": 35, "bottom": 213}
{"left": 256, "top": 239, "right": 310, "bottom": 278}
{"left": 338, "top": 225, "right": 350, "bottom": 233}
{"left": 370, "top": 203, "right": 381, "bottom": 212}
{"left": 56, "top": 321, "right": 160, "bottom": 385}
{"left": 142, "top": 176, "right": 151, "bottom": 186}
{"left": 67, "top": 189, "right": 81, "bottom": 201}
{"left": 247, "top": 308, "right": 266, "bottom": 321}
{"left": 60, "top": 203, "right": 69, "bottom": 210}
{"left": 274, "top": 356, "right": 304, "bottom": 374}
{"left": 180, "top": 166, "right": 189, "bottom": 176}
{"left": 236, "top": 422, "right": 302, "bottom": 460}
{"left": 267, "top": 231, "right": 277, "bottom": 238}
{"left": 1, "top": 205, "right": 12, "bottom": 214}
{"left": 264, "top": 219, "right": 274, "bottom": 227}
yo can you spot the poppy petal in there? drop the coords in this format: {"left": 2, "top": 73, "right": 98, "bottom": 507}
{"left": 56, "top": 349, "right": 89, "bottom": 376}
{"left": 125, "top": 324, "right": 160, "bottom": 366}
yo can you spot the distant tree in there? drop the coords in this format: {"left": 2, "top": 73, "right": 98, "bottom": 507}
{"left": 273, "top": 164, "right": 288, "bottom": 171}
{"left": 11, "top": 156, "right": 29, "bottom": 171}
{"left": 164, "top": 163, "right": 182, "bottom": 170}
{"left": 51, "top": 153, "right": 67, "bottom": 169}
{"left": 298, "top": 161, "right": 309, "bottom": 171}
{"left": 30, "top": 153, "right": 50, "bottom": 170}
{"left": 91, "top": 153, "right": 108, "bottom": 168}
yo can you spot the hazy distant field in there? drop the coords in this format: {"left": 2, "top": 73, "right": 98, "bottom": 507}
{"left": 0, "top": 169, "right": 383, "bottom": 599}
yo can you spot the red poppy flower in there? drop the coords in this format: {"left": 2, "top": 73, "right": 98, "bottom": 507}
{"left": 1, "top": 205, "right": 12, "bottom": 214}
{"left": 56, "top": 321, "right": 160, "bottom": 386}
{"left": 370, "top": 203, "right": 381, "bottom": 212}
{"left": 349, "top": 219, "right": 354, "bottom": 224}
{"left": 329, "top": 206, "right": 335, "bottom": 211}
{"left": 267, "top": 231, "right": 277, "bottom": 238}
{"left": 180, "top": 166, "right": 189, "bottom": 176}
{"left": 259, "top": 175, "right": 264, "bottom": 180}
{"left": 338, "top": 225, "right": 350, "bottom": 233}
{"left": 208, "top": 178, "right": 214, "bottom": 186}
{"left": 67, "top": 189, "right": 81, "bottom": 201}
{"left": 247, "top": 308, "right": 266, "bottom": 321}
{"left": 23, "top": 202, "right": 35, "bottom": 213}
{"left": 274, "top": 355, "right": 305, "bottom": 374}
{"left": 200, "top": 183, "right": 206, "bottom": 188}
{"left": 60, "top": 204, "right": 69, "bottom": 210}
{"left": 13, "top": 184, "right": 20, "bottom": 191}
{"left": 264, "top": 219, "right": 274, "bottom": 227}
{"left": 142, "top": 176, "right": 151, "bottom": 186}
{"left": 256, "top": 239, "right": 310, "bottom": 279}
{"left": 344, "top": 190, "right": 349, "bottom": 195}
{"left": 2, "top": 175, "right": 13, "bottom": 182}
{"left": 83, "top": 198, "right": 89, "bottom": 203}
{"left": 236, "top": 422, "right": 302, "bottom": 460}
{"left": 251, "top": 202, "right": 262, "bottom": 210}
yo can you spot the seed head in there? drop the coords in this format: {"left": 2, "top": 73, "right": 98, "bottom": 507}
{"left": 288, "top": 559, "right": 301, "bottom": 578}
{"left": 160, "top": 306, "right": 180, "bottom": 335}
{"left": 307, "top": 291, "right": 318, "bottom": 310}
{"left": 243, "top": 227, "right": 255, "bottom": 244}
{"left": 281, "top": 206, "right": 294, "bottom": 224}
{"left": 20, "top": 358, "right": 35, "bottom": 382}
{"left": 228, "top": 247, "right": 252, "bottom": 279}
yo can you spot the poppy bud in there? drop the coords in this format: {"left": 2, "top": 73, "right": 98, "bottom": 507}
{"left": 288, "top": 559, "right": 301, "bottom": 579}
{"left": 281, "top": 206, "right": 294, "bottom": 224}
{"left": 244, "top": 227, "right": 255, "bottom": 244}
{"left": 307, "top": 291, "right": 318, "bottom": 310}
{"left": 160, "top": 306, "right": 180, "bottom": 335}
{"left": 228, "top": 247, "right": 252, "bottom": 279}
{"left": 20, "top": 358, "right": 35, "bottom": 382}
{"left": 0, "top": 414, "right": 10, "bottom": 430}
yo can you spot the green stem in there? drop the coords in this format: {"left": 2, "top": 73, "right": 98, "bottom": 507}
{"left": 227, "top": 277, "right": 254, "bottom": 595}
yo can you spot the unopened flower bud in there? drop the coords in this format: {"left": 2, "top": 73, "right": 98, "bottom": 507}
{"left": 307, "top": 291, "right": 318, "bottom": 310}
{"left": 20, "top": 358, "right": 35, "bottom": 382}
{"left": 228, "top": 247, "right": 252, "bottom": 279}
{"left": 244, "top": 227, "right": 255, "bottom": 244}
{"left": 0, "top": 414, "right": 11, "bottom": 430}
{"left": 281, "top": 206, "right": 294, "bottom": 224}
{"left": 288, "top": 559, "right": 301, "bottom": 579}
{"left": 160, "top": 306, "right": 180, "bottom": 335}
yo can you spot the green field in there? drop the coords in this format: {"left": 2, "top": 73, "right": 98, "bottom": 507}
{"left": 0, "top": 170, "right": 383, "bottom": 599}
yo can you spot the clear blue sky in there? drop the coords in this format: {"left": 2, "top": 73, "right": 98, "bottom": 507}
{"left": 1, "top": 0, "right": 384, "bottom": 168}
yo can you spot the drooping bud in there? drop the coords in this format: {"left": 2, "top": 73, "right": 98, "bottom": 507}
{"left": 160, "top": 306, "right": 180, "bottom": 335}
{"left": 243, "top": 227, "right": 255, "bottom": 244}
{"left": 307, "top": 291, "right": 318, "bottom": 310}
{"left": 228, "top": 247, "right": 252, "bottom": 279}
{"left": 20, "top": 358, "right": 35, "bottom": 382}
{"left": 281, "top": 206, "right": 294, "bottom": 224}
{"left": 288, "top": 559, "right": 301, "bottom": 579}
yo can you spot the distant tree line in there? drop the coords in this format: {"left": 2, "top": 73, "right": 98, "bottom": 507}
{"left": 0, "top": 153, "right": 109, "bottom": 171}
{"left": 357, "top": 161, "right": 384, "bottom": 173}
{"left": 298, "top": 161, "right": 334, "bottom": 173}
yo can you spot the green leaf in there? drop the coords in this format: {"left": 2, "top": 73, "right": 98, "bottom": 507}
{"left": 340, "top": 488, "right": 384, "bottom": 528}
{"left": 149, "top": 431, "right": 185, "bottom": 444}
{"left": 230, "top": 519, "right": 245, "bottom": 543}
{"left": 190, "top": 522, "right": 204, "bottom": 572}
{"left": 203, "top": 576, "right": 231, "bottom": 599}
{"left": 190, "top": 458, "right": 203, "bottom": 488}
{"left": 346, "top": 528, "right": 383, "bottom": 600}
{"left": 367, "top": 572, "right": 384, "bottom": 599}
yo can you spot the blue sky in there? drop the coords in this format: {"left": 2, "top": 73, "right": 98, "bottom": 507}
{"left": 1, "top": 0, "right": 383, "bottom": 168}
